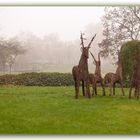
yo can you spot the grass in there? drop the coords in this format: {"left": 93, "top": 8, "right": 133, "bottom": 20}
{"left": 0, "top": 86, "right": 140, "bottom": 134}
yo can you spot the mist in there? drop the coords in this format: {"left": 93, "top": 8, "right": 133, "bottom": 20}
{"left": 0, "top": 6, "right": 116, "bottom": 75}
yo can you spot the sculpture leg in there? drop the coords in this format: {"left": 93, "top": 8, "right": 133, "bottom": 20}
{"left": 85, "top": 81, "right": 91, "bottom": 98}
{"left": 75, "top": 80, "right": 80, "bottom": 99}
{"left": 82, "top": 80, "right": 85, "bottom": 96}
{"left": 113, "top": 83, "right": 115, "bottom": 95}
{"left": 129, "top": 85, "right": 133, "bottom": 99}
{"left": 134, "top": 87, "right": 137, "bottom": 97}
{"left": 95, "top": 83, "right": 97, "bottom": 95}
{"left": 109, "top": 83, "right": 113, "bottom": 96}
{"left": 92, "top": 82, "right": 95, "bottom": 96}
{"left": 120, "top": 81, "right": 125, "bottom": 96}
{"left": 136, "top": 87, "right": 139, "bottom": 99}
{"left": 101, "top": 80, "right": 106, "bottom": 96}
{"left": 138, "top": 87, "right": 140, "bottom": 99}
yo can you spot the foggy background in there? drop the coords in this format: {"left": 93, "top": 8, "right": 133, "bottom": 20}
{"left": 0, "top": 6, "right": 116, "bottom": 75}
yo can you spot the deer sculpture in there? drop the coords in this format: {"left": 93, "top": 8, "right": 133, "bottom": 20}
{"left": 89, "top": 51, "right": 105, "bottom": 96}
{"left": 104, "top": 56, "right": 125, "bottom": 96}
{"left": 72, "top": 32, "right": 96, "bottom": 99}
{"left": 129, "top": 57, "right": 140, "bottom": 99}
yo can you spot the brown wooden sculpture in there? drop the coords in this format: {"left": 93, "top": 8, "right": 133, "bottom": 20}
{"left": 72, "top": 33, "right": 96, "bottom": 99}
{"left": 89, "top": 51, "right": 105, "bottom": 96}
{"left": 104, "top": 57, "right": 124, "bottom": 96}
{"left": 129, "top": 57, "right": 140, "bottom": 99}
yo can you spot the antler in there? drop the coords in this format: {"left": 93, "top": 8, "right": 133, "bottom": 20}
{"left": 98, "top": 51, "right": 103, "bottom": 62}
{"left": 90, "top": 51, "right": 97, "bottom": 63}
{"left": 80, "top": 32, "right": 86, "bottom": 48}
{"left": 88, "top": 34, "right": 96, "bottom": 48}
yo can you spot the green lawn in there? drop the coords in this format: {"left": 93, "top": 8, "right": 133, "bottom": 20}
{"left": 0, "top": 86, "right": 140, "bottom": 134}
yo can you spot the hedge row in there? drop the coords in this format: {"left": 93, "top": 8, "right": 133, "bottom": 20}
{"left": 0, "top": 72, "right": 74, "bottom": 86}
{"left": 0, "top": 72, "right": 130, "bottom": 87}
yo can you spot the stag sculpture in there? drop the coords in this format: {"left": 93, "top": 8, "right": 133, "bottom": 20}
{"left": 104, "top": 56, "right": 124, "bottom": 96}
{"left": 89, "top": 51, "right": 105, "bottom": 96}
{"left": 72, "top": 33, "right": 96, "bottom": 99}
{"left": 129, "top": 57, "right": 140, "bottom": 99}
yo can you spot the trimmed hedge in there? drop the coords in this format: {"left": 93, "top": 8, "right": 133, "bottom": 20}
{"left": 0, "top": 72, "right": 130, "bottom": 87}
{"left": 0, "top": 72, "right": 73, "bottom": 86}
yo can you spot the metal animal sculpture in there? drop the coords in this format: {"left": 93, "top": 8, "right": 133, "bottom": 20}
{"left": 104, "top": 56, "right": 124, "bottom": 96}
{"left": 89, "top": 51, "right": 105, "bottom": 96}
{"left": 129, "top": 57, "right": 140, "bottom": 99}
{"left": 72, "top": 33, "right": 96, "bottom": 99}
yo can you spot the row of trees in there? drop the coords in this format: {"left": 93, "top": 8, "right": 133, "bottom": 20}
{"left": 16, "top": 33, "right": 80, "bottom": 65}
{"left": 0, "top": 37, "right": 26, "bottom": 74}
{"left": 0, "top": 32, "right": 82, "bottom": 73}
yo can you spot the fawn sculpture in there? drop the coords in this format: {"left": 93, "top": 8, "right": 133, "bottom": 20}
{"left": 129, "top": 57, "right": 140, "bottom": 99}
{"left": 104, "top": 56, "right": 124, "bottom": 96}
{"left": 72, "top": 33, "right": 96, "bottom": 99}
{"left": 89, "top": 51, "right": 105, "bottom": 96}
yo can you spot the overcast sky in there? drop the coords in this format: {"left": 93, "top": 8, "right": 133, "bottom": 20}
{"left": 0, "top": 6, "right": 105, "bottom": 41}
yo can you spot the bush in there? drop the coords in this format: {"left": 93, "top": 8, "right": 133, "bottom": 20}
{"left": 0, "top": 72, "right": 74, "bottom": 86}
{"left": 0, "top": 74, "right": 17, "bottom": 85}
{"left": 120, "top": 40, "right": 140, "bottom": 81}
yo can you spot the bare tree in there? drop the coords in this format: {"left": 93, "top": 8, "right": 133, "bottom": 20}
{"left": 7, "top": 38, "right": 26, "bottom": 74}
{"left": 0, "top": 40, "right": 9, "bottom": 74}
{"left": 99, "top": 6, "right": 140, "bottom": 62}
{"left": 0, "top": 38, "right": 26, "bottom": 74}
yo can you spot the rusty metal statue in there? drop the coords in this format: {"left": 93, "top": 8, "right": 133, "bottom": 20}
{"left": 104, "top": 54, "right": 124, "bottom": 96}
{"left": 129, "top": 56, "right": 140, "bottom": 99}
{"left": 89, "top": 51, "right": 105, "bottom": 96}
{"left": 72, "top": 32, "right": 96, "bottom": 99}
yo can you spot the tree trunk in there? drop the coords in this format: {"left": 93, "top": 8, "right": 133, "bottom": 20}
{"left": 9, "top": 64, "right": 12, "bottom": 74}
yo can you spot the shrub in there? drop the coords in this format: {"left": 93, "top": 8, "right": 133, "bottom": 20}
{"left": 0, "top": 72, "right": 74, "bottom": 86}
{"left": 0, "top": 74, "right": 17, "bottom": 85}
{"left": 120, "top": 40, "right": 140, "bottom": 81}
